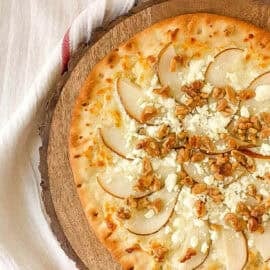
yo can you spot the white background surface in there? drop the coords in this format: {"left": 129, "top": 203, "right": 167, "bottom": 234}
{"left": 0, "top": 1, "right": 134, "bottom": 269}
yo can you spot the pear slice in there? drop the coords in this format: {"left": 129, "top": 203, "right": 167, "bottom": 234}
{"left": 157, "top": 43, "right": 183, "bottom": 102}
{"left": 100, "top": 127, "right": 132, "bottom": 160}
{"left": 239, "top": 148, "right": 270, "bottom": 160}
{"left": 240, "top": 72, "right": 270, "bottom": 116}
{"left": 249, "top": 71, "right": 270, "bottom": 89}
{"left": 205, "top": 48, "right": 244, "bottom": 87}
{"left": 252, "top": 222, "right": 270, "bottom": 261}
{"left": 117, "top": 78, "right": 146, "bottom": 123}
{"left": 97, "top": 171, "right": 151, "bottom": 199}
{"left": 203, "top": 228, "right": 248, "bottom": 270}
{"left": 172, "top": 221, "right": 210, "bottom": 269}
{"left": 126, "top": 188, "right": 178, "bottom": 235}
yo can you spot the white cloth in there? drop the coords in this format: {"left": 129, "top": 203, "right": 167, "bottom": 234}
{"left": 0, "top": 1, "right": 135, "bottom": 269}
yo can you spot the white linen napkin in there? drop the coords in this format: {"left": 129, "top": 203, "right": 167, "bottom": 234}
{"left": 0, "top": 0, "right": 135, "bottom": 269}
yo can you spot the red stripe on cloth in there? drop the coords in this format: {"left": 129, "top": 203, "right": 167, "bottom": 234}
{"left": 61, "top": 28, "right": 70, "bottom": 74}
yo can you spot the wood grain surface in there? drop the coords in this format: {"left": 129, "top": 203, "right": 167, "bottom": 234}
{"left": 39, "top": 0, "right": 270, "bottom": 269}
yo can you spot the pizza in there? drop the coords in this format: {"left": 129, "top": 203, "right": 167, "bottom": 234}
{"left": 69, "top": 13, "right": 270, "bottom": 269}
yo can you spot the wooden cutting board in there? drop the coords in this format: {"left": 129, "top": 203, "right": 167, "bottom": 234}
{"left": 39, "top": 0, "right": 270, "bottom": 269}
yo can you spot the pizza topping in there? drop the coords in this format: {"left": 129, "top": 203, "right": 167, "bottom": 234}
{"left": 194, "top": 200, "right": 207, "bottom": 218}
{"left": 150, "top": 242, "right": 168, "bottom": 262}
{"left": 136, "top": 137, "right": 161, "bottom": 157}
{"left": 224, "top": 212, "right": 245, "bottom": 231}
{"left": 141, "top": 106, "right": 158, "bottom": 123}
{"left": 237, "top": 89, "right": 256, "bottom": 101}
{"left": 179, "top": 248, "right": 197, "bottom": 263}
{"left": 153, "top": 85, "right": 171, "bottom": 98}
{"left": 116, "top": 207, "right": 131, "bottom": 220}
{"left": 125, "top": 243, "right": 141, "bottom": 253}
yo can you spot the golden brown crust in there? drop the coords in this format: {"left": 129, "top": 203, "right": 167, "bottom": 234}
{"left": 69, "top": 13, "right": 270, "bottom": 269}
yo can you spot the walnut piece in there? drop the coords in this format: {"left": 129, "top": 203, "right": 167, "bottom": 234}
{"left": 194, "top": 200, "right": 206, "bottom": 218}
{"left": 179, "top": 248, "right": 197, "bottom": 263}
{"left": 150, "top": 242, "right": 168, "bottom": 262}
{"left": 116, "top": 207, "right": 131, "bottom": 220}
{"left": 141, "top": 106, "right": 158, "bottom": 123}
{"left": 237, "top": 89, "right": 256, "bottom": 100}
{"left": 224, "top": 213, "right": 245, "bottom": 231}
{"left": 153, "top": 85, "right": 171, "bottom": 98}
{"left": 177, "top": 148, "right": 190, "bottom": 163}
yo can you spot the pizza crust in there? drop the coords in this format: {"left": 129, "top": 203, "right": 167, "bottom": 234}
{"left": 69, "top": 13, "right": 270, "bottom": 269}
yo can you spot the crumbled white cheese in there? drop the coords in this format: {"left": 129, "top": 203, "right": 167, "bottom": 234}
{"left": 260, "top": 143, "right": 270, "bottom": 155}
{"left": 202, "top": 83, "right": 213, "bottom": 94}
{"left": 210, "top": 230, "right": 218, "bottom": 241}
{"left": 164, "top": 225, "right": 172, "bottom": 235}
{"left": 144, "top": 209, "right": 155, "bottom": 219}
{"left": 183, "top": 104, "right": 231, "bottom": 140}
{"left": 240, "top": 106, "right": 250, "bottom": 117}
{"left": 201, "top": 242, "right": 209, "bottom": 254}
{"left": 262, "top": 214, "right": 269, "bottom": 222}
{"left": 255, "top": 85, "right": 270, "bottom": 101}
{"left": 190, "top": 236, "right": 199, "bottom": 248}
{"left": 194, "top": 219, "right": 205, "bottom": 227}
{"left": 248, "top": 238, "right": 254, "bottom": 248}
{"left": 171, "top": 230, "right": 184, "bottom": 245}
{"left": 260, "top": 188, "right": 269, "bottom": 197}
{"left": 165, "top": 174, "right": 177, "bottom": 192}
{"left": 203, "top": 175, "right": 215, "bottom": 185}
{"left": 173, "top": 217, "right": 182, "bottom": 228}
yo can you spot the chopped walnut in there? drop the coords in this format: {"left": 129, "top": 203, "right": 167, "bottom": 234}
{"left": 224, "top": 213, "right": 245, "bottom": 231}
{"left": 191, "top": 151, "right": 205, "bottom": 162}
{"left": 137, "top": 197, "right": 150, "bottom": 210}
{"left": 136, "top": 138, "right": 161, "bottom": 157}
{"left": 247, "top": 217, "right": 259, "bottom": 232}
{"left": 142, "top": 157, "right": 153, "bottom": 176}
{"left": 150, "top": 177, "right": 163, "bottom": 192}
{"left": 161, "top": 133, "right": 178, "bottom": 155}
{"left": 134, "top": 174, "right": 154, "bottom": 191}
{"left": 177, "top": 148, "right": 190, "bottom": 163}
{"left": 212, "top": 87, "right": 225, "bottom": 99}
{"left": 116, "top": 207, "right": 131, "bottom": 220}
{"left": 179, "top": 172, "right": 195, "bottom": 187}
{"left": 237, "top": 89, "right": 256, "bottom": 100}
{"left": 125, "top": 197, "right": 138, "bottom": 208}
{"left": 236, "top": 202, "right": 250, "bottom": 217}
{"left": 250, "top": 204, "right": 265, "bottom": 218}
{"left": 192, "top": 183, "right": 207, "bottom": 195}
{"left": 181, "top": 80, "right": 204, "bottom": 97}
{"left": 217, "top": 98, "right": 228, "bottom": 111}
{"left": 150, "top": 242, "right": 168, "bottom": 262}
{"left": 231, "top": 150, "right": 255, "bottom": 173}
{"left": 260, "top": 112, "right": 270, "bottom": 125}
{"left": 246, "top": 184, "right": 257, "bottom": 197}
{"left": 141, "top": 106, "right": 158, "bottom": 123}
{"left": 149, "top": 198, "right": 163, "bottom": 214}
{"left": 194, "top": 200, "right": 206, "bottom": 218}
{"left": 153, "top": 85, "right": 171, "bottom": 98}
{"left": 157, "top": 124, "right": 170, "bottom": 139}
{"left": 125, "top": 243, "right": 141, "bottom": 253}
{"left": 260, "top": 127, "right": 270, "bottom": 139}
{"left": 178, "top": 131, "right": 188, "bottom": 141}
{"left": 170, "top": 55, "right": 187, "bottom": 71}
{"left": 105, "top": 215, "right": 117, "bottom": 231}
{"left": 175, "top": 104, "right": 189, "bottom": 119}
{"left": 225, "top": 86, "right": 237, "bottom": 103}
{"left": 209, "top": 154, "right": 233, "bottom": 180}
{"left": 207, "top": 186, "right": 224, "bottom": 203}
{"left": 179, "top": 248, "right": 197, "bottom": 263}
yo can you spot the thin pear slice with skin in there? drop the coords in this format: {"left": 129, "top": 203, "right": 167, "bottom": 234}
{"left": 126, "top": 188, "right": 179, "bottom": 235}
{"left": 252, "top": 222, "right": 270, "bottom": 261}
{"left": 205, "top": 48, "right": 244, "bottom": 87}
{"left": 157, "top": 43, "right": 183, "bottom": 102}
{"left": 100, "top": 127, "right": 132, "bottom": 160}
{"left": 117, "top": 78, "right": 146, "bottom": 124}
{"left": 249, "top": 71, "right": 270, "bottom": 90}
{"left": 239, "top": 148, "right": 270, "bottom": 160}
{"left": 97, "top": 171, "right": 151, "bottom": 199}
{"left": 172, "top": 221, "right": 211, "bottom": 270}
{"left": 203, "top": 228, "right": 248, "bottom": 270}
